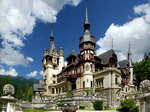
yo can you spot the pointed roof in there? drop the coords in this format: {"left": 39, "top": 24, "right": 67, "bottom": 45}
{"left": 98, "top": 49, "right": 117, "bottom": 64}
{"left": 66, "top": 50, "right": 79, "bottom": 60}
{"left": 80, "top": 7, "right": 95, "bottom": 45}
{"left": 48, "top": 27, "right": 56, "bottom": 56}
{"left": 118, "top": 59, "right": 128, "bottom": 68}
{"left": 127, "top": 43, "right": 132, "bottom": 65}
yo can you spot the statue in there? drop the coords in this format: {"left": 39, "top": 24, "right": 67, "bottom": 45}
{"left": 140, "top": 79, "right": 150, "bottom": 93}
{"left": 3, "top": 84, "right": 15, "bottom": 96}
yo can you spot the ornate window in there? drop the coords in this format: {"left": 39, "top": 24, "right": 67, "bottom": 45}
{"left": 86, "top": 64, "right": 89, "bottom": 71}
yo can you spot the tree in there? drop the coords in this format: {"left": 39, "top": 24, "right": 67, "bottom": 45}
{"left": 117, "top": 99, "right": 138, "bottom": 112}
{"left": 134, "top": 58, "right": 150, "bottom": 87}
{"left": 0, "top": 77, "right": 10, "bottom": 96}
{"left": 15, "top": 86, "right": 24, "bottom": 100}
{"left": 27, "top": 87, "right": 33, "bottom": 102}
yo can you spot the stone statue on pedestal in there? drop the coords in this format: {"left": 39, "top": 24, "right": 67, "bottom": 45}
{"left": 0, "top": 84, "right": 17, "bottom": 112}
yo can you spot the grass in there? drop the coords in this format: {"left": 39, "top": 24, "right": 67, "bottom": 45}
{"left": 78, "top": 108, "right": 94, "bottom": 110}
{"left": 103, "top": 108, "right": 117, "bottom": 110}
{"left": 23, "top": 108, "right": 117, "bottom": 112}
{"left": 23, "top": 109, "right": 60, "bottom": 112}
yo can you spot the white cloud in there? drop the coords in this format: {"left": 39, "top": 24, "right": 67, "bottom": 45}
{"left": 26, "top": 57, "right": 34, "bottom": 62}
{"left": 0, "top": 43, "right": 29, "bottom": 66}
{"left": 26, "top": 71, "right": 38, "bottom": 77}
{"left": 0, "top": 65, "right": 18, "bottom": 76}
{"left": 26, "top": 70, "right": 44, "bottom": 77}
{"left": 64, "top": 61, "right": 68, "bottom": 67}
{"left": 96, "top": 2, "right": 150, "bottom": 62}
{"left": 39, "top": 70, "right": 44, "bottom": 76}
{"left": 0, "top": 0, "right": 82, "bottom": 67}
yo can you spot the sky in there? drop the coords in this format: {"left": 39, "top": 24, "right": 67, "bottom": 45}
{"left": 0, "top": 0, "right": 150, "bottom": 79}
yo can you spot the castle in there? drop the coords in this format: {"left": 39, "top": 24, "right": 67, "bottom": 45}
{"left": 33, "top": 8, "right": 136, "bottom": 108}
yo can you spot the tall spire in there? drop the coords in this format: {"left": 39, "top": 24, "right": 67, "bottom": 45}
{"left": 49, "top": 24, "right": 56, "bottom": 56}
{"left": 50, "top": 24, "right": 54, "bottom": 37}
{"left": 84, "top": 7, "right": 90, "bottom": 31}
{"left": 85, "top": 7, "right": 89, "bottom": 24}
{"left": 127, "top": 42, "right": 132, "bottom": 65}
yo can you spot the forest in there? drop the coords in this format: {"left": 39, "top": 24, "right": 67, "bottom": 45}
{"left": 0, "top": 75, "right": 38, "bottom": 102}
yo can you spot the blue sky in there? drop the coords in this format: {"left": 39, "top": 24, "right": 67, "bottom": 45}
{"left": 0, "top": 0, "right": 150, "bottom": 79}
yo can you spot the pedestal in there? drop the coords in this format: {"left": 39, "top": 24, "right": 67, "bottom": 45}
{"left": 0, "top": 96, "right": 17, "bottom": 112}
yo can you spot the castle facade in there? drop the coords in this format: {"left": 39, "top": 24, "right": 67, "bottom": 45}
{"left": 33, "top": 8, "right": 136, "bottom": 108}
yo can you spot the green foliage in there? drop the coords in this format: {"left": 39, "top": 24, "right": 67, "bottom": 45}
{"left": 134, "top": 58, "right": 150, "bottom": 87}
{"left": 56, "top": 102, "right": 65, "bottom": 107}
{"left": 92, "top": 100, "right": 103, "bottom": 110}
{"left": 56, "top": 102, "right": 72, "bottom": 107}
{"left": 23, "top": 110, "right": 43, "bottom": 112}
{"left": 23, "top": 109, "right": 60, "bottom": 112}
{"left": 27, "top": 87, "right": 33, "bottom": 102}
{"left": 79, "top": 105, "right": 85, "bottom": 109}
{"left": 117, "top": 99, "right": 138, "bottom": 112}
{"left": 130, "top": 105, "right": 139, "bottom": 112}
{"left": 0, "top": 77, "right": 10, "bottom": 96}
{"left": 84, "top": 89, "right": 92, "bottom": 96}
{"left": 0, "top": 75, "right": 38, "bottom": 101}
{"left": 66, "top": 91, "right": 73, "bottom": 98}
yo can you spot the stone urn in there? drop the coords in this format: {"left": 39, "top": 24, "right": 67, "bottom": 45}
{"left": 61, "top": 104, "right": 77, "bottom": 112}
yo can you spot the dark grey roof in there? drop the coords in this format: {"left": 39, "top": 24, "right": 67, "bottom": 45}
{"left": 82, "top": 30, "right": 91, "bottom": 42}
{"left": 48, "top": 37, "right": 56, "bottom": 56}
{"left": 33, "top": 84, "right": 43, "bottom": 92}
{"left": 98, "top": 49, "right": 116, "bottom": 64}
{"left": 118, "top": 59, "right": 128, "bottom": 68}
{"left": 66, "top": 50, "right": 79, "bottom": 60}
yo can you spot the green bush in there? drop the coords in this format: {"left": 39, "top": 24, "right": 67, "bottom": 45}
{"left": 117, "top": 99, "right": 138, "bottom": 112}
{"left": 66, "top": 91, "right": 73, "bottom": 98}
{"left": 92, "top": 100, "right": 103, "bottom": 110}
{"left": 130, "top": 105, "right": 139, "bottom": 112}
{"left": 56, "top": 102, "right": 65, "bottom": 107}
{"left": 79, "top": 105, "right": 85, "bottom": 109}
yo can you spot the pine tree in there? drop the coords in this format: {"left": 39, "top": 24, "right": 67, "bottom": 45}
{"left": 27, "top": 87, "right": 33, "bottom": 102}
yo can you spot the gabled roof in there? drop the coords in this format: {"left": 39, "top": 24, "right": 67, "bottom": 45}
{"left": 98, "top": 49, "right": 116, "bottom": 64}
{"left": 66, "top": 50, "right": 79, "bottom": 60}
{"left": 118, "top": 59, "right": 128, "bottom": 68}
{"left": 94, "top": 56, "right": 102, "bottom": 64}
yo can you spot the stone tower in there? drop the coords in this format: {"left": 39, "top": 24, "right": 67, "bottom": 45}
{"left": 42, "top": 27, "right": 64, "bottom": 97}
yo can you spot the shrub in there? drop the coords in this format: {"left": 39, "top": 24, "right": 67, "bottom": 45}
{"left": 117, "top": 99, "right": 138, "bottom": 112}
{"left": 79, "top": 105, "right": 85, "bottom": 109}
{"left": 92, "top": 100, "right": 103, "bottom": 110}
{"left": 130, "top": 105, "right": 139, "bottom": 112}
{"left": 66, "top": 91, "right": 73, "bottom": 98}
{"left": 57, "top": 102, "right": 65, "bottom": 107}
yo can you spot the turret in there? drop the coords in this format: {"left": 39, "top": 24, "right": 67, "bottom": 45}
{"left": 59, "top": 47, "right": 64, "bottom": 71}
{"left": 79, "top": 8, "right": 95, "bottom": 89}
